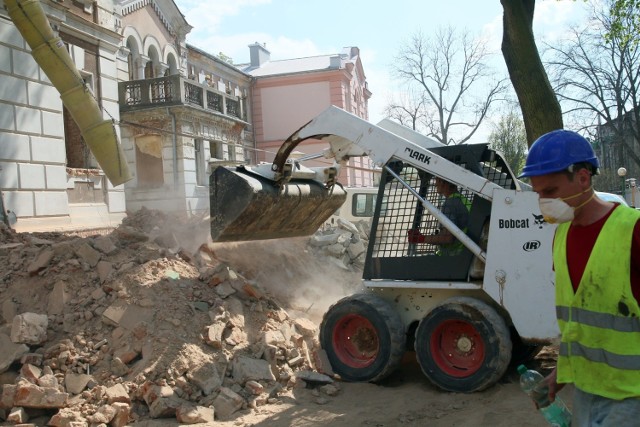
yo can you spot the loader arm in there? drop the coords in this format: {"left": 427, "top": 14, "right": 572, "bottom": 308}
{"left": 269, "top": 107, "right": 503, "bottom": 259}
{"left": 209, "top": 106, "right": 510, "bottom": 245}
{"left": 274, "top": 106, "right": 501, "bottom": 201}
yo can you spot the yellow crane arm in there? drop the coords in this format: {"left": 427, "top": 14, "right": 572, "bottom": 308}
{"left": 6, "top": 0, "right": 132, "bottom": 186}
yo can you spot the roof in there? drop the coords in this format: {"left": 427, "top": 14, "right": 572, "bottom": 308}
{"left": 240, "top": 54, "right": 347, "bottom": 77}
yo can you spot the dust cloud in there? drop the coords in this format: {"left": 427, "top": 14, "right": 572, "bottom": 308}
{"left": 210, "top": 237, "right": 363, "bottom": 323}
{"left": 119, "top": 206, "right": 364, "bottom": 323}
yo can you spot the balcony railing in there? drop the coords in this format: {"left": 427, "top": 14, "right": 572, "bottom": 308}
{"left": 118, "top": 75, "right": 246, "bottom": 120}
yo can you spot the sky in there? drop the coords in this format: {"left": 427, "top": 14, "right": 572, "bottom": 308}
{"left": 174, "top": 0, "right": 593, "bottom": 144}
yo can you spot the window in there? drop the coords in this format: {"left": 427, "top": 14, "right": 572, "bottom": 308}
{"left": 352, "top": 193, "right": 377, "bottom": 217}
{"left": 195, "top": 139, "right": 206, "bottom": 185}
{"left": 228, "top": 142, "right": 236, "bottom": 161}
{"left": 209, "top": 140, "right": 223, "bottom": 160}
{"left": 60, "top": 35, "right": 100, "bottom": 170}
{"left": 135, "top": 135, "right": 164, "bottom": 188}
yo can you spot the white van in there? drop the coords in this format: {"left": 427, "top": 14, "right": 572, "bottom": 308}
{"left": 326, "top": 186, "right": 380, "bottom": 227}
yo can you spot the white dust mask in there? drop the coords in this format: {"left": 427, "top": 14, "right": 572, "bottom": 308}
{"left": 538, "top": 188, "right": 594, "bottom": 224}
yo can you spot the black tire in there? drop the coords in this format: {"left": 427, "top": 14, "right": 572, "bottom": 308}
{"left": 320, "top": 293, "right": 405, "bottom": 382}
{"left": 510, "top": 327, "right": 543, "bottom": 366}
{"left": 415, "top": 296, "right": 512, "bottom": 392}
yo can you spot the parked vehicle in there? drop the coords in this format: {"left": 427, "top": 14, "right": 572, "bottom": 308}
{"left": 595, "top": 191, "right": 629, "bottom": 206}
{"left": 326, "top": 186, "right": 380, "bottom": 227}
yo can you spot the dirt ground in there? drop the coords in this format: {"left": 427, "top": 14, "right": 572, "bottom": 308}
{"left": 0, "top": 212, "right": 570, "bottom": 426}
{"left": 136, "top": 349, "right": 571, "bottom": 427}
{"left": 232, "top": 363, "right": 571, "bottom": 427}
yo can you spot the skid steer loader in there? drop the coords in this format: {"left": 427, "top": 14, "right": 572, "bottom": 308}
{"left": 209, "top": 106, "right": 559, "bottom": 392}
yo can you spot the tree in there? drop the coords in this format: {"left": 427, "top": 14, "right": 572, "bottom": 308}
{"left": 608, "top": 0, "right": 640, "bottom": 44}
{"left": 500, "top": 0, "right": 563, "bottom": 146}
{"left": 217, "top": 52, "right": 233, "bottom": 64}
{"left": 383, "top": 88, "right": 430, "bottom": 131}
{"left": 390, "top": 26, "right": 507, "bottom": 145}
{"left": 545, "top": 0, "right": 640, "bottom": 176}
{"left": 488, "top": 110, "right": 528, "bottom": 176}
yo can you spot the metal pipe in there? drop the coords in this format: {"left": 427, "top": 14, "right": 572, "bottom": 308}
{"left": 5, "top": 0, "right": 132, "bottom": 186}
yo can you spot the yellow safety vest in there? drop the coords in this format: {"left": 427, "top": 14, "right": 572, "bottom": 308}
{"left": 554, "top": 205, "right": 640, "bottom": 399}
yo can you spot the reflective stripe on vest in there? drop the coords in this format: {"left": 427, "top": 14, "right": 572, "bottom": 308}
{"left": 556, "top": 306, "right": 640, "bottom": 333}
{"left": 554, "top": 205, "right": 640, "bottom": 399}
{"left": 559, "top": 342, "right": 640, "bottom": 370}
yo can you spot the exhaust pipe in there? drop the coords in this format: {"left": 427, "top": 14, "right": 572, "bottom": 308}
{"left": 6, "top": 0, "right": 132, "bottom": 186}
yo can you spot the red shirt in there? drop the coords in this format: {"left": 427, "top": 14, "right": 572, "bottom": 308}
{"left": 565, "top": 204, "right": 640, "bottom": 303}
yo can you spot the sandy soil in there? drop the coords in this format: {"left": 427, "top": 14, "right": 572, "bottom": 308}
{"left": 134, "top": 349, "right": 571, "bottom": 427}
{"left": 213, "top": 350, "right": 571, "bottom": 427}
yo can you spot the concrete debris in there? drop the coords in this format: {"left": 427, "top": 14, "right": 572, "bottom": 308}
{"left": 176, "top": 403, "right": 215, "bottom": 424}
{"left": 295, "top": 370, "right": 335, "bottom": 386}
{"left": 0, "top": 334, "right": 30, "bottom": 374}
{"left": 11, "top": 313, "right": 48, "bottom": 345}
{"left": 0, "top": 209, "right": 363, "bottom": 424}
{"left": 26, "top": 248, "right": 54, "bottom": 276}
{"left": 310, "top": 218, "right": 371, "bottom": 270}
{"left": 212, "top": 387, "right": 244, "bottom": 420}
{"left": 64, "top": 373, "right": 92, "bottom": 395}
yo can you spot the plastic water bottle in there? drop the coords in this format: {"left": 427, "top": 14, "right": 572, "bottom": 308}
{"left": 517, "top": 365, "right": 572, "bottom": 427}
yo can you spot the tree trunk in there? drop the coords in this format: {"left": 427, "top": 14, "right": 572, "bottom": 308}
{"left": 501, "top": 0, "right": 563, "bottom": 146}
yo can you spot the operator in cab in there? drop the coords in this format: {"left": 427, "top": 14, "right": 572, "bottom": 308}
{"left": 407, "top": 177, "right": 471, "bottom": 255}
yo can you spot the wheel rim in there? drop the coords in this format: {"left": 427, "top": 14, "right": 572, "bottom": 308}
{"left": 332, "top": 314, "right": 380, "bottom": 368}
{"left": 430, "top": 319, "right": 485, "bottom": 377}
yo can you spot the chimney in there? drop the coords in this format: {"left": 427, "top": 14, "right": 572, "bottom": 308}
{"left": 249, "top": 42, "right": 270, "bottom": 67}
{"left": 329, "top": 55, "right": 342, "bottom": 69}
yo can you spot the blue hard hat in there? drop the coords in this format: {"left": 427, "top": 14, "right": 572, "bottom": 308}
{"left": 519, "top": 129, "right": 600, "bottom": 178}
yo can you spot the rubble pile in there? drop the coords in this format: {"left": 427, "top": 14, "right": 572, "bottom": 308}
{"left": 0, "top": 208, "right": 363, "bottom": 426}
{"left": 308, "top": 218, "right": 371, "bottom": 271}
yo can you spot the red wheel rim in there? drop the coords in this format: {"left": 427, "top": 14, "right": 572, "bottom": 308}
{"left": 430, "top": 319, "right": 485, "bottom": 377}
{"left": 332, "top": 314, "right": 379, "bottom": 368}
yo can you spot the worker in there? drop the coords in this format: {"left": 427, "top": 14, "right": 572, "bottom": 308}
{"left": 407, "top": 176, "right": 471, "bottom": 255}
{"left": 520, "top": 129, "right": 640, "bottom": 425}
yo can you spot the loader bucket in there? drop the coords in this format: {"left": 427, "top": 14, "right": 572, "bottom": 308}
{"left": 210, "top": 166, "right": 347, "bottom": 242}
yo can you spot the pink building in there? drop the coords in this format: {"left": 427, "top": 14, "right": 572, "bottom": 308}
{"left": 242, "top": 44, "right": 376, "bottom": 187}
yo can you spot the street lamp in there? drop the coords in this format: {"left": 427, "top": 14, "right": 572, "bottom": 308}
{"left": 628, "top": 178, "right": 637, "bottom": 208}
{"left": 618, "top": 167, "right": 627, "bottom": 201}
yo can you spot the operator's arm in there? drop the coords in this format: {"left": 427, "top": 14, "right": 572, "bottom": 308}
{"left": 422, "top": 228, "right": 455, "bottom": 244}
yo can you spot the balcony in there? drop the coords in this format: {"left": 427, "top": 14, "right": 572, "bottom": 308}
{"left": 118, "top": 75, "right": 246, "bottom": 121}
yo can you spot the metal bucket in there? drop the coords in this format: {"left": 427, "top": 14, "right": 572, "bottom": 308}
{"left": 210, "top": 166, "right": 347, "bottom": 242}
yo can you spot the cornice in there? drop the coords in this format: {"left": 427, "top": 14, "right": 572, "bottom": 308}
{"left": 119, "top": 0, "right": 191, "bottom": 37}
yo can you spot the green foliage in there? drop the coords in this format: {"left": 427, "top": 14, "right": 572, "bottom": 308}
{"left": 607, "top": 0, "right": 640, "bottom": 45}
{"left": 488, "top": 111, "right": 528, "bottom": 176}
{"left": 217, "top": 52, "right": 233, "bottom": 64}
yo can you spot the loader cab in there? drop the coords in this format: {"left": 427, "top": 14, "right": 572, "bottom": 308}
{"left": 363, "top": 144, "right": 517, "bottom": 282}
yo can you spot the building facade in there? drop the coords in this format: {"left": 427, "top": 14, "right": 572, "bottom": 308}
{"left": 116, "top": 2, "right": 252, "bottom": 216}
{"left": 241, "top": 44, "right": 376, "bottom": 187}
{"left": 0, "top": 0, "right": 376, "bottom": 233}
{"left": 0, "top": 0, "right": 128, "bottom": 232}
{"left": 0, "top": 0, "right": 255, "bottom": 231}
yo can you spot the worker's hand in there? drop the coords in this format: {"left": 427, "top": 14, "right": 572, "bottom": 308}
{"left": 407, "top": 228, "right": 425, "bottom": 244}
{"left": 545, "top": 367, "right": 565, "bottom": 403}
